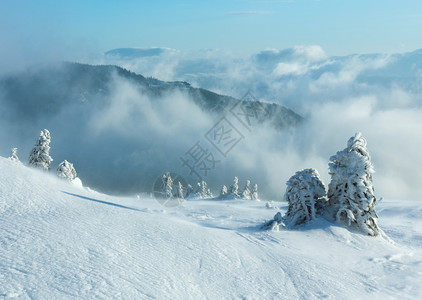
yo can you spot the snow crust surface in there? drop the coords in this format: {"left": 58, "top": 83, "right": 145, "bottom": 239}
{"left": 1, "top": 157, "right": 421, "bottom": 299}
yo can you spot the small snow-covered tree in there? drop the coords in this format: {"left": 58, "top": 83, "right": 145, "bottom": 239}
{"left": 262, "top": 169, "right": 326, "bottom": 231}
{"left": 185, "top": 184, "right": 194, "bottom": 198}
{"left": 195, "top": 181, "right": 202, "bottom": 198}
{"left": 162, "top": 172, "right": 173, "bottom": 198}
{"left": 9, "top": 148, "right": 20, "bottom": 163}
{"left": 175, "top": 181, "right": 184, "bottom": 199}
{"left": 242, "top": 180, "right": 251, "bottom": 199}
{"left": 219, "top": 185, "right": 228, "bottom": 198}
{"left": 284, "top": 168, "right": 327, "bottom": 226}
{"left": 28, "top": 129, "right": 53, "bottom": 170}
{"left": 229, "top": 177, "right": 239, "bottom": 197}
{"left": 251, "top": 183, "right": 259, "bottom": 200}
{"left": 194, "top": 182, "right": 201, "bottom": 197}
{"left": 328, "top": 132, "right": 380, "bottom": 236}
{"left": 56, "top": 160, "right": 77, "bottom": 181}
{"left": 262, "top": 212, "right": 284, "bottom": 231}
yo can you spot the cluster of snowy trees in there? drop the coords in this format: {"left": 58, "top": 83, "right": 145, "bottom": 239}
{"left": 159, "top": 174, "right": 258, "bottom": 201}
{"left": 264, "top": 133, "right": 380, "bottom": 237}
{"left": 159, "top": 173, "right": 212, "bottom": 200}
{"left": 9, "top": 129, "right": 79, "bottom": 183}
{"left": 219, "top": 177, "right": 259, "bottom": 200}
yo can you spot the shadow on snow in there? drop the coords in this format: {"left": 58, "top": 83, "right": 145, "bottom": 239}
{"left": 62, "top": 191, "right": 141, "bottom": 212}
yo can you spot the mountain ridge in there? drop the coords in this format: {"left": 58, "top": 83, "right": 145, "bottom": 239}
{"left": 0, "top": 62, "right": 303, "bottom": 130}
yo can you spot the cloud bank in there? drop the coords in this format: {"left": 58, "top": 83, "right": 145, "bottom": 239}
{"left": 89, "top": 46, "right": 422, "bottom": 201}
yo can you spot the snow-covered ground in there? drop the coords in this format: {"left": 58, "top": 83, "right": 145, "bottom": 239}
{"left": 1, "top": 157, "right": 421, "bottom": 299}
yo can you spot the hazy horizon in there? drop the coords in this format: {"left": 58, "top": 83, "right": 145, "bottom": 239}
{"left": 2, "top": 1, "right": 422, "bottom": 70}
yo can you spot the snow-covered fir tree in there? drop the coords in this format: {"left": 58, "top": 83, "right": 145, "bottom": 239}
{"left": 162, "top": 172, "right": 173, "bottom": 198}
{"left": 251, "top": 183, "right": 259, "bottom": 200}
{"left": 194, "top": 182, "right": 202, "bottom": 198}
{"left": 229, "top": 177, "right": 239, "bottom": 197}
{"left": 175, "top": 181, "right": 184, "bottom": 199}
{"left": 219, "top": 185, "right": 228, "bottom": 198}
{"left": 185, "top": 184, "right": 194, "bottom": 198}
{"left": 284, "top": 168, "right": 327, "bottom": 226}
{"left": 28, "top": 129, "right": 53, "bottom": 171}
{"left": 9, "top": 148, "right": 20, "bottom": 163}
{"left": 241, "top": 180, "right": 251, "bottom": 199}
{"left": 56, "top": 160, "right": 77, "bottom": 181}
{"left": 328, "top": 132, "right": 380, "bottom": 236}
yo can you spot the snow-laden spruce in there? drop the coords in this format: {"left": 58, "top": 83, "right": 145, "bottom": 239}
{"left": 56, "top": 160, "right": 77, "bottom": 181}
{"left": 251, "top": 183, "right": 259, "bottom": 200}
{"left": 9, "top": 148, "right": 20, "bottom": 163}
{"left": 328, "top": 132, "right": 380, "bottom": 236}
{"left": 185, "top": 184, "right": 194, "bottom": 199}
{"left": 242, "top": 180, "right": 251, "bottom": 200}
{"left": 219, "top": 185, "right": 228, "bottom": 198}
{"left": 162, "top": 172, "right": 173, "bottom": 198}
{"left": 176, "top": 181, "right": 185, "bottom": 199}
{"left": 28, "top": 129, "right": 53, "bottom": 171}
{"left": 262, "top": 168, "right": 326, "bottom": 230}
{"left": 284, "top": 168, "right": 327, "bottom": 226}
{"left": 229, "top": 177, "right": 240, "bottom": 198}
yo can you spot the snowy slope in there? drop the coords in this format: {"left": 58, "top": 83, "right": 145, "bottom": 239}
{"left": 1, "top": 157, "right": 421, "bottom": 299}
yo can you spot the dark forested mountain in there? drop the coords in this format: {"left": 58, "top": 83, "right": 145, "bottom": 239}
{"left": 0, "top": 62, "right": 302, "bottom": 129}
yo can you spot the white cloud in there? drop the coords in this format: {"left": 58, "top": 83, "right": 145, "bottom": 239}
{"left": 272, "top": 62, "right": 308, "bottom": 76}
{"left": 292, "top": 45, "right": 327, "bottom": 61}
{"left": 309, "top": 54, "right": 394, "bottom": 93}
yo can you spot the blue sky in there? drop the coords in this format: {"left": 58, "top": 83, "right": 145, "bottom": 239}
{"left": 1, "top": 0, "right": 422, "bottom": 62}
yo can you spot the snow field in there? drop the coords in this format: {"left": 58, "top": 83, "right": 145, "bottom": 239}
{"left": 1, "top": 157, "right": 421, "bottom": 299}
